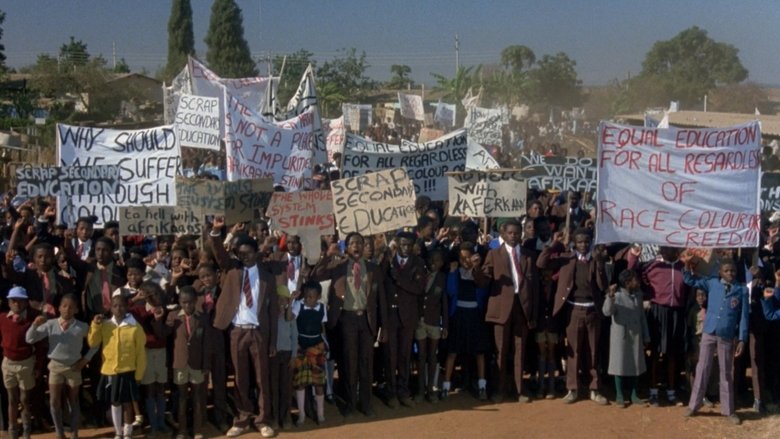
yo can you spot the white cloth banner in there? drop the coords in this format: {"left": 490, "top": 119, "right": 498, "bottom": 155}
{"left": 323, "top": 116, "right": 346, "bottom": 161}
{"left": 595, "top": 121, "right": 761, "bottom": 247}
{"left": 342, "top": 129, "right": 468, "bottom": 200}
{"left": 466, "top": 142, "right": 500, "bottom": 170}
{"left": 434, "top": 101, "right": 456, "bottom": 127}
{"left": 398, "top": 92, "right": 425, "bottom": 121}
{"left": 57, "top": 124, "right": 181, "bottom": 227}
{"left": 278, "top": 64, "right": 326, "bottom": 164}
{"left": 174, "top": 94, "right": 220, "bottom": 150}
{"left": 465, "top": 107, "right": 505, "bottom": 146}
{"left": 224, "top": 91, "right": 314, "bottom": 191}
{"left": 163, "top": 66, "right": 192, "bottom": 124}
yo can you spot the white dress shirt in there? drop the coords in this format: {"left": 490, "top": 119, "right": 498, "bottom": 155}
{"left": 505, "top": 243, "right": 522, "bottom": 294}
{"left": 233, "top": 265, "right": 260, "bottom": 326}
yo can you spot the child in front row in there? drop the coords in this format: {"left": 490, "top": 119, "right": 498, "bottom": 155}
{"left": 88, "top": 294, "right": 147, "bottom": 439}
{"left": 292, "top": 281, "right": 328, "bottom": 426}
{"left": 602, "top": 270, "right": 650, "bottom": 407}
{"left": 153, "top": 286, "right": 211, "bottom": 439}
{"left": 26, "top": 294, "right": 98, "bottom": 439}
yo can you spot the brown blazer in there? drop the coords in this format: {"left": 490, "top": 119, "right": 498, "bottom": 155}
{"left": 154, "top": 309, "right": 213, "bottom": 371}
{"left": 537, "top": 242, "right": 607, "bottom": 317}
{"left": 478, "top": 245, "right": 539, "bottom": 329}
{"left": 210, "top": 235, "right": 278, "bottom": 349}
{"left": 266, "top": 251, "right": 313, "bottom": 295}
{"left": 420, "top": 271, "right": 448, "bottom": 328}
{"left": 310, "top": 255, "right": 382, "bottom": 335}
{"left": 381, "top": 255, "right": 426, "bottom": 328}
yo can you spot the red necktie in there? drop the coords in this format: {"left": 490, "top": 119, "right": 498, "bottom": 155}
{"left": 11, "top": 314, "right": 19, "bottom": 323}
{"left": 77, "top": 243, "right": 85, "bottom": 258}
{"left": 203, "top": 290, "right": 215, "bottom": 313}
{"left": 184, "top": 314, "right": 192, "bottom": 338}
{"left": 40, "top": 272, "right": 51, "bottom": 304}
{"left": 242, "top": 269, "right": 253, "bottom": 308}
{"left": 287, "top": 259, "right": 295, "bottom": 281}
{"left": 101, "top": 269, "right": 111, "bottom": 311}
{"left": 353, "top": 261, "right": 362, "bottom": 291}
{"left": 399, "top": 259, "right": 406, "bottom": 270}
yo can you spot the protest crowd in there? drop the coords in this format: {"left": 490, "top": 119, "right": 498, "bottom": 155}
{"left": 1, "top": 57, "right": 779, "bottom": 439}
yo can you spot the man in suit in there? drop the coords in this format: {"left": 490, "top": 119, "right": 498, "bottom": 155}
{"left": 537, "top": 228, "right": 608, "bottom": 405}
{"left": 478, "top": 219, "right": 539, "bottom": 403}
{"left": 311, "top": 232, "right": 382, "bottom": 418}
{"left": 380, "top": 231, "right": 426, "bottom": 408}
{"left": 210, "top": 218, "right": 278, "bottom": 439}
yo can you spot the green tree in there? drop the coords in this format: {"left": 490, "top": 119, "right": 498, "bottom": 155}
{"left": 386, "top": 64, "right": 413, "bottom": 89}
{"left": 113, "top": 58, "right": 130, "bottom": 73}
{"left": 528, "top": 52, "right": 583, "bottom": 109}
{"left": 431, "top": 65, "right": 481, "bottom": 125}
{"left": 59, "top": 36, "right": 90, "bottom": 68}
{"left": 500, "top": 45, "right": 535, "bottom": 73}
{"left": 272, "top": 49, "right": 315, "bottom": 103}
{"left": 316, "top": 48, "right": 375, "bottom": 101}
{"left": 633, "top": 26, "right": 748, "bottom": 109}
{"left": 0, "top": 10, "right": 6, "bottom": 73}
{"left": 204, "top": 0, "right": 257, "bottom": 77}
{"left": 318, "top": 81, "right": 346, "bottom": 118}
{"left": 164, "top": 0, "right": 195, "bottom": 80}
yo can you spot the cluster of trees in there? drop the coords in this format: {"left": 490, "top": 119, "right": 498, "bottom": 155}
{"left": 0, "top": 0, "right": 769, "bottom": 126}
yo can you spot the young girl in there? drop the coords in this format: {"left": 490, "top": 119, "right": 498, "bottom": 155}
{"left": 442, "top": 243, "right": 491, "bottom": 401}
{"left": 26, "top": 294, "right": 96, "bottom": 439}
{"left": 602, "top": 270, "right": 650, "bottom": 407}
{"left": 88, "top": 294, "right": 147, "bottom": 439}
{"left": 415, "top": 249, "right": 448, "bottom": 403}
{"left": 292, "top": 281, "right": 328, "bottom": 426}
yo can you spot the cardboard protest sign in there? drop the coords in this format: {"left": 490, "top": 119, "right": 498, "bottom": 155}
{"left": 57, "top": 124, "right": 181, "bottom": 227}
{"left": 224, "top": 91, "right": 315, "bottom": 191}
{"left": 447, "top": 170, "right": 527, "bottom": 217}
{"left": 174, "top": 94, "right": 220, "bottom": 150}
{"left": 434, "top": 101, "right": 456, "bottom": 127}
{"left": 760, "top": 172, "right": 780, "bottom": 213}
{"left": 419, "top": 128, "right": 444, "bottom": 143}
{"left": 163, "top": 66, "right": 192, "bottom": 124}
{"left": 466, "top": 142, "right": 500, "bottom": 171}
{"left": 176, "top": 177, "right": 273, "bottom": 224}
{"left": 342, "top": 129, "right": 468, "bottom": 200}
{"left": 267, "top": 190, "right": 334, "bottom": 261}
{"left": 519, "top": 154, "right": 597, "bottom": 194}
{"left": 342, "top": 104, "right": 372, "bottom": 131}
{"left": 465, "top": 107, "right": 505, "bottom": 146}
{"left": 398, "top": 92, "right": 425, "bottom": 121}
{"left": 119, "top": 206, "right": 202, "bottom": 236}
{"left": 595, "top": 121, "right": 761, "bottom": 247}
{"left": 330, "top": 168, "right": 417, "bottom": 235}
{"left": 16, "top": 165, "right": 119, "bottom": 197}
{"left": 323, "top": 116, "right": 346, "bottom": 162}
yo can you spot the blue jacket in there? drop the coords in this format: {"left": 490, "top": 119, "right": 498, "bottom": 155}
{"left": 446, "top": 271, "right": 488, "bottom": 317}
{"left": 683, "top": 271, "right": 749, "bottom": 343}
{"left": 762, "top": 288, "right": 780, "bottom": 321}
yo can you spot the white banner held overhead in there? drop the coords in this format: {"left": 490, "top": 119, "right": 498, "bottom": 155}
{"left": 323, "top": 116, "right": 346, "bottom": 162}
{"left": 447, "top": 170, "right": 527, "bottom": 217}
{"left": 57, "top": 124, "right": 181, "bottom": 226}
{"left": 465, "top": 106, "right": 505, "bottom": 147}
{"left": 595, "top": 121, "right": 761, "bottom": 247}
{"left": 398, "top": 92, "right": 425, "bottom": 121}
{"left": 174, "top": 94, "right": 220, "bottom": 150}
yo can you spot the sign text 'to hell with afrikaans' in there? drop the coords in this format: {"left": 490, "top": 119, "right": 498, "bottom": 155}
{"left": 595, "top": 121, "right": 761, "bottom": 248}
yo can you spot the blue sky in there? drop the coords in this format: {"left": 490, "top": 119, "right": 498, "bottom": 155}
{"left": 2, "top": 0, "right": 778, "bottom": 86}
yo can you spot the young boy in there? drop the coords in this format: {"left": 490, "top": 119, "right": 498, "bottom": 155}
{"left": 0, "top": 287, "right": 47, "bottom": 439}
{"left": 153, "top": 287, "right": 210, "bottom": 439}
{"left": 683, "top": 261, "right": 748, "bottom": 425}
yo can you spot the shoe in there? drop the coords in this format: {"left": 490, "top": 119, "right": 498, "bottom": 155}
{"left": 325, "top": 394, "right": 335, "bottom": 404}
{"left": 702, "top": 397, "right": 715, "bottom": 408}
{"left": 362, "top": 408, "right": 376, "bottom": 419}
{"left": 517, "top": 395, "right": 530, "bottom": 404}
{"left": 226, "top": 426, "right": 247, "bottom": 438}
{"left": 630, "top": 394, "right": 643, "bottom": 405}
{"left": 175, "top": 435, "right": 187, "bottom": 439}
{"left": 426, "top": 392, "right": 439, "bottom": 404}
{"left": 295, "top": 416, "right": 305, "bottom": 427}
{"left": 545, "top": 391, "right": 555, "bottom": 400}
{"left": 753, "top": 399, "right": 766, "bottom": 414}
{"left": 440, "top": 388, "right": 449, "bottom": 400}
{"left": 316, "top": 414, "right": 325, "bottom": 425}
{"left": 726, "top": 414, "right": 741, "bottom": 425}
{"left": 259, "top": 425, "right": 275, "bottom": 438}
{"left": 414, "top": 393, "right": 425, "bottom": 403}
{"left": 132, "top": 416, "right": 144, "bottom": 428}
{"left": 649, "top": 394, "right": 659, "bottom": 407}
{"left": 386, "top": 397, "right": 399, "bottom": 409}
{"left": 399, "top": 396, "right": 416, "bottom": 408}
{"left": 478, "top": 388, "right": 487, "bottom": 401}
{"left": 667, "top": 394, "right": 681, "bottom": 407}
{"left": 342, "top": 407, "right": 355, "bottom": 419}
{"left": 683, "top": 408, "right": 696, "bottom": 418}
{"left": 615, "top": 398, "right": 627, "bottom": 408}
{"left": 590, "top": 391, "right": 608, "bottom": 406}
{"left": 563, "top": 390, "right": 578, "bottom": 404}
{"left": 194, "top": 435, "right": 204, "bottom": 439}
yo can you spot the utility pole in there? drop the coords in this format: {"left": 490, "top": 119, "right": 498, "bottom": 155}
{"left": 454, "top": 34, "right": 460, "bottom": 74}
{"left": 112, "top": 41, "right": 117, "bottom": 70}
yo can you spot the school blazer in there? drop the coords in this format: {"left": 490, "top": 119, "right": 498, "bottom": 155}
{"left": 477, "top": 245, "right": 539, "bottom": 328}
{"left": 1, "top": 265, "right": 75, "bottom": 310}
{"left": 310, "top": 255, "right": 382, "bottom": 335}
{"left": 267, "top": 251, "right": 313, "bottom": 294}
{"left": 153, "top": 309, "right": 213, "bottom": 371}
{"left": 537, "top": 242, "right": 608, "bottom": 317}
{"left": 210, "top": 235, "right": 279, "bottom": 349}
{"left": 380, "top": 255, "right": 426, "bottom": 328}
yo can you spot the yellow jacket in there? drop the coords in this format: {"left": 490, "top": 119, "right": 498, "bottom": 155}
{"left": 88, "top": 314, "right": 146, "bottom": 381}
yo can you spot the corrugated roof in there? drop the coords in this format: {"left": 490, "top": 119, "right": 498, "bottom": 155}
{"left": 616, "top": 110, "right": 780, "bottom": 138}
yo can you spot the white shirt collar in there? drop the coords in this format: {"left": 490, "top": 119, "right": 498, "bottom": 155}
{"left": 110, "top": 313, "right": 138, "bottom": 327}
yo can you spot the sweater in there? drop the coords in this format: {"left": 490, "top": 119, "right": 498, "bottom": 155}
{"left": 0, "top": 309, "right": 47, "bottom": 369}
{"left": 26, "top": 318, "right": 98, "bottom": 366}
{"left": 88, "top": 314, "right": 147, "bottom": 380}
